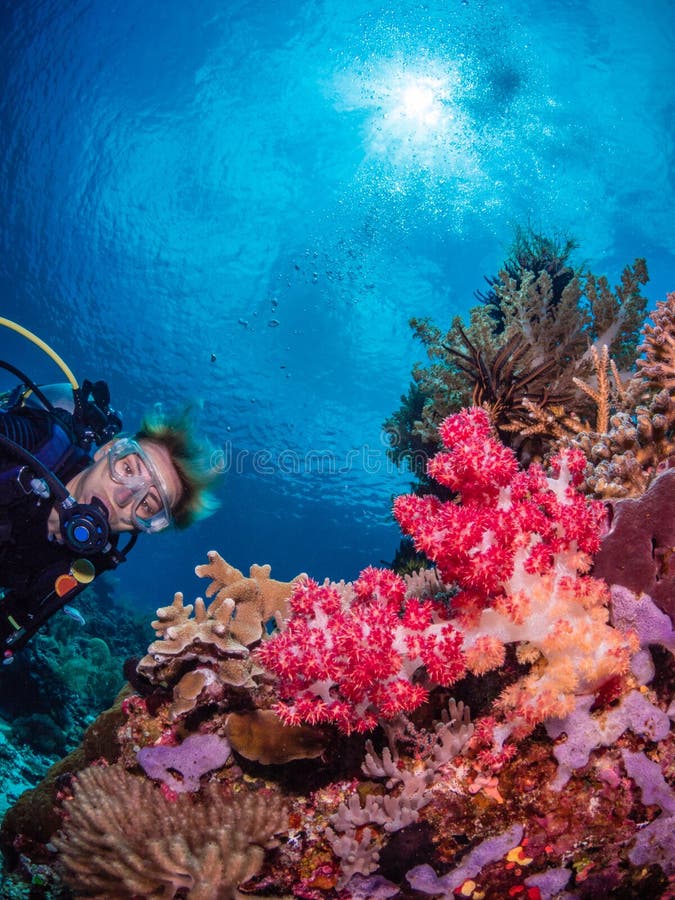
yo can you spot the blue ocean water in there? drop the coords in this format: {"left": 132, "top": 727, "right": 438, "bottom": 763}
{"left": 0, "top": 0, "right": 673, "bottom": 612}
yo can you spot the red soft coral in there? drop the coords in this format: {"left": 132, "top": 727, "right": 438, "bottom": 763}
{"left": 260, "top": 407, "right": 629, "bottom": 742}
{"left": 259, "top": 569, "right": 466, "bottom": 733}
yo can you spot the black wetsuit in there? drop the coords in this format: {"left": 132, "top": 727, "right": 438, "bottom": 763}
{"left": 0, "top": 406, "right": 125, "bottom": 655}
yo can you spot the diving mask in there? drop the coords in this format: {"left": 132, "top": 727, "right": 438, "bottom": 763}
{"left": 107, "top": 437, "right": 173, "bottom": 533}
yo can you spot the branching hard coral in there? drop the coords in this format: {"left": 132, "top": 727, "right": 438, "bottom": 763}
{"left": 384, "top": 231, "right": 650, "bottom": 480}
{"left": 572, "top": 344, "right": 616, "bottom": 433}
{"left": 560, "top": 294, "right": 675, "bottom": 498}
{"left": 327, "top": 700, "right": 473, "bottom": 888}
{"left": 52, "top": 765, "right": 288, "bottom": 900}
{"left": 503, "top": 292, "right": 674, "bottom": 499}
{"left": 637, "top": 291, "right": 675, "bottom": 392}
{"left": 567, "top": 399, "right": 673, "bottom": 499}
{"left": 136, "top": 557, "right": 303, "bottom": 719}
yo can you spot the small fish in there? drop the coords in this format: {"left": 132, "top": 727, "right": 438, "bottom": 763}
{"left": 62, "top": 605, "right": 86, "bottom": 626}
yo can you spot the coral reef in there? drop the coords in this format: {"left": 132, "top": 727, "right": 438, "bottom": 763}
{"left": 0, "top": 363, "right": 673, "bottom": 899}
{"left": 553, "top": 292, "right": 675, "bottom": 498}
{"left": 637, "top": 290, "right": 675, "bottom": 393}
{"left": 0, "top": 574, "right": 145, "bottom": 759}
{"left": 261, "top": 407, "right": 635, "bottom": 750}
{"left": 326, "top": 700, "right": 473, "bottom": 886}
{"left": 385, "top": 230, "right": 650, "bottom": 474}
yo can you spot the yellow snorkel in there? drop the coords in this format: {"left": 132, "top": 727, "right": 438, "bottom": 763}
{"left": 0, "top": 316, "right": 120, "bottom": 447}
{"left": 0, "top": 316, "right": 79, "bottom": 389}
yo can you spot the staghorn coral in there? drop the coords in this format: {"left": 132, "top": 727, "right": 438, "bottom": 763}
{"left": 137, "top": 557, "right": 303, "bottom": 719}
{"left": 52, "top": 764, "right": 288, "bottom": 899}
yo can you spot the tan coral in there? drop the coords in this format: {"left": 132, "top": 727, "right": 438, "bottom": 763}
{"left": 223, "top": 708, "right": 328, "bottom": 765}
{"left": 137, "top": 557, "right": 305, "bottom": 720}
{"left": 146, "top": 592, "right": 247, "bottom": 657}
{"left": 52, "top": 765, "right": 288, "bottom": 900}
{"left": 560, "top": 298, "right": 675, "bottom": 498}
{"left": 636, "top": 291, "right": 675, "bottom": 394}
{"left": 572, "top": 344, "right": 613, "bottom": 433}
{"left": 195, "top": 551, "right": 304, "bottom": 646}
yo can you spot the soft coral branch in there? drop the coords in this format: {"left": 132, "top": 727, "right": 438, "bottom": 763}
{"left": 395, "top": 407, "right": 634, "bottom": 741}
{"left": 260, "top": 407, "right": 635, "bottom": 741}
{"left": 258, "top": 569, "right": 465, "bottom": 733}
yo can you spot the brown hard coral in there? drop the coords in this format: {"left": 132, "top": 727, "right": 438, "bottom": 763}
{"left": 195, "top": 551, "right": 303, "bottom": 646}
{"left": 136, "top": 556, "right": 305, "bottom": 720}
{"left": 52, "top": 765, "right": 288, "bottom": 900}
{"left": 561, "top": 294, "right": 675, "bottom": 499}
{"left": 637, "top": 291, "right": 675, "bottom": 394}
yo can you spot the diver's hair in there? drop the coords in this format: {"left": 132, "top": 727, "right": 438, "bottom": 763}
{"left": 134, "top": 404, "right": 221, "bottom": 530}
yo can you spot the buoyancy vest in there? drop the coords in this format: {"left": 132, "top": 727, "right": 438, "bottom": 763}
{"left": 0, "top": 407, "right": 133, "bottom": 657}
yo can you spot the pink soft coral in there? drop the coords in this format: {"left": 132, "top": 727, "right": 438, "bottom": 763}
{"left": 395, "top": 408, "right": 605, "bottom": 601}
{"left": 261, "top": 407, "right": 635, "bottom": 741}
{"left": 395, "top": 407, "right": 635, "bottom": 741}
{"left": 258, "top": 568, "right": 464, "bottom": 733}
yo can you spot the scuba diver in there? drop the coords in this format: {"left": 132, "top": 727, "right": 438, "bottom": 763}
{"left": 0, "top": 317, "right": 220, "bottom": 662}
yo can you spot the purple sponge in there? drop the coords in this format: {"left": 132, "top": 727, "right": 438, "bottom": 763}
{"left": 137, "top": 732, "right": 231, "bottom": 793}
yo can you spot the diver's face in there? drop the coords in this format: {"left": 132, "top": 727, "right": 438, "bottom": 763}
{"left": 69, "top": 439, "right": 182, "bottom": 534}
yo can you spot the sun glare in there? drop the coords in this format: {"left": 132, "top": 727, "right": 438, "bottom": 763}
{"left": 334, "top": 57, "right": 481, "bottom": 184}
{"left": 398, "top": 77, "right": 446, "bottom": 126}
